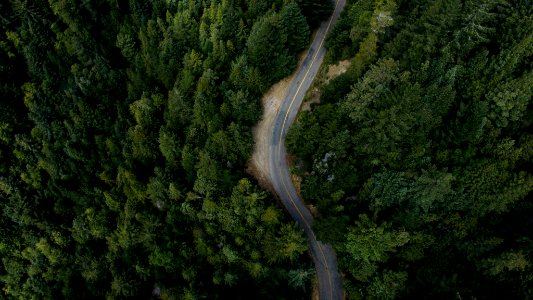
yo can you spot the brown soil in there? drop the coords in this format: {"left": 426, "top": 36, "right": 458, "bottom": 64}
{"left": 247, "top": 74, "right": 295, "bottom": 192}
{"left": 311, "top": 276, "right": 319, "bottom": 300}
{"left": 301, "top": 87, "right": 321, "bottom": 112}
{"left": 325, "top": 59, "right": 351, "bottom": 83}
{"left": 307, "top": 204, "right": 319, "bottom": 218}
{"left": 246, "top": 48, "right": 311, "bottom": 191}
{"left": 291, "top": 173, "right": 302, "bottom": 195}
{"left": 247, "top": 29, "right": 332, "bottom": 190}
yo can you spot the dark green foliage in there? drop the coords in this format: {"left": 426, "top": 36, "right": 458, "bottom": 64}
{"left": 294, "top": 0, "right": 334, "bottom": 28}
{"left": 247, "top": 3, "right": 310, "bottom": 83}
{"left": 289, "top": 0, "right": 533, "bottom": 298}
{"left": 325, "top": 0, "right": 374, "bottom": 60}
{"left": 281, "top": 2, "right": 311, "bottom": 54}
{"left": 0, "top": 0, "right": 318, "bottom": 298}
{"left": 319, "top": 71, "right": 353, "bottom": 104}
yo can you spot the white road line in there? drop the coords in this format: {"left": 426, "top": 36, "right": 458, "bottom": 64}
{"left": 274, "top": 0, "right": 343, "bottom": 298}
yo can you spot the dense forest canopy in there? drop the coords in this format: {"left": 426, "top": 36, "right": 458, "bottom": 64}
{"left": 2, "top": 0, "right": 532, "bottom": 299}
{"left": 0, "top": 0, "right": 332, "bottom": 298}
{"left": 288, "top": 0, "right": 532, "bottom": 299}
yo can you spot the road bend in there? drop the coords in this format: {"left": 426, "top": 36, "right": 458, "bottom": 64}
{"left": 268, "top": 0, "right": 346, "bottom": 299}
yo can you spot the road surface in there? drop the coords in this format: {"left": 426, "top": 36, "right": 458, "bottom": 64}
{"left": 268, "top": 0, "right": 346, "bottom": 299}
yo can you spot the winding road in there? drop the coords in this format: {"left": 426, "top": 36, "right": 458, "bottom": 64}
{"left": 267, "top": 0, "right": 346, "bottom": 298}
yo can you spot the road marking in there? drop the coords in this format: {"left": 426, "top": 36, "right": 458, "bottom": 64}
{"left": 275, "top": 0, "right": 343, "bottom": 298}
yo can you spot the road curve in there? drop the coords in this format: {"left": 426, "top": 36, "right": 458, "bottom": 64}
{"left": 268, "top": 0, "right": 346, "bottom": 299}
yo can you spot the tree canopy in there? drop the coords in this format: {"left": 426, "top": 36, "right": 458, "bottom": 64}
{"left": 0, "top": 0, "right": 324, "bottom": 298}
{"left": 288, "top": 0, "right": 533, "bottom": 298}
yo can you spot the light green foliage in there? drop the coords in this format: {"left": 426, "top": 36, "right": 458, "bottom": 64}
{"left": 486, "top": 71, "right": 533, "bottom": 128}
{"left": 367, "top": 270, "right": 407, "bottom": 300}
{"left": 482, "top": 251, "right": 529, "bottom": 276}
{"left": 366, "top": 168, "right": 454, "bottom": 213}
{"left": 288, "top": 268, "right": 314, "bottom": 290}
{"left": 344, "top": 215, "right": 409, "bottom": 281}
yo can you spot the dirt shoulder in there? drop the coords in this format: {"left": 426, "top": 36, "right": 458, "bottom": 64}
{"left": 246, "top": 28, "right": 329, "bottom": 191}
{"left": 248, "top": 54, "right": 351, "bottom": 192}
{"left": 247, "top": 75, "right": 293, "bottom": 192}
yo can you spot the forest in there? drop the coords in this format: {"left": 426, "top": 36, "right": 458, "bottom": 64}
{"left": 0, "top": 0, "right": 332, "bottom": 298}
{"left": 1, "top": 0, "right": 532, "bottom": 299}
{"left": 287, "top": 0, "right": 533, "bottom": 299}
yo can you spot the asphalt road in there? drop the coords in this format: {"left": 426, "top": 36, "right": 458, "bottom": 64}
{"left": 268, "top": 0, "right": 346, "bottom": 299}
